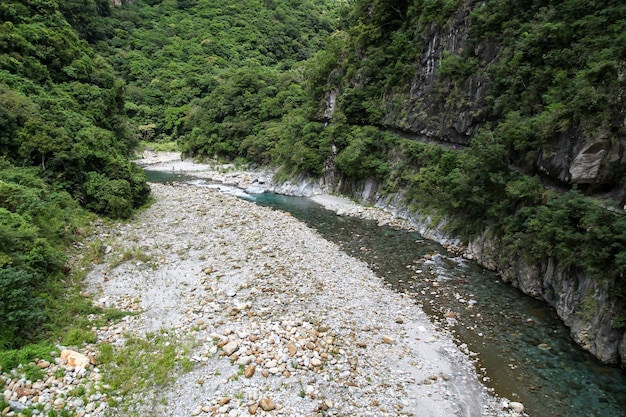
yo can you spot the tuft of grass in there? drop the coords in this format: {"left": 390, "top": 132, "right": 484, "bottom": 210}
{"left": 83, "top": 240, "right": 106, "bottom": 267}
{"left": 63, "top": 327, "right": 97, "bottom": 347}
{"left": 109, "top": 245, "right": 153, "bottom": 269}
{"left": 0, "top": 343, "right": 55, "bottom": 371}
{"left": 69, "top": 385, "right": 86, "bottom": 397}
{"left": 103, "top": 308, "right": 135, "bottom": 323}
{"left": 20, "top": 363, "right": 46, "bottom": 382}
{"left": 98, "top": 331, "right": 195, "bottom": 405}
{"left": 87, "top": 308, "right": 137, "bottom": 330}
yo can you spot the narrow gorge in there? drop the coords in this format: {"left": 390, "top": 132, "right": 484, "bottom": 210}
{"left": 2, "top": 0, "right": 625, "bottom": 415}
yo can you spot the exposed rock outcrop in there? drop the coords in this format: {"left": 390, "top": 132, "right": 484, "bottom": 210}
{"left": 536, "top": 128, "right": 625, "bottom": 187}
{"left": 468, "top": 237, "right": 626, "bottom": 367}
{"left": 369, "top": 182, "right": 625, "bottom": 367}
{"left": 381, "top": 1, "right": 493, "bottom": 146}
{"left": 323, "top": 0, "right": 625, "bottom": 197}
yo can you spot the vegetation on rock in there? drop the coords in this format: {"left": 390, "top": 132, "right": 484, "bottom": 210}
{"left": 172, "top": 0, "right": 626, "bottom": 313}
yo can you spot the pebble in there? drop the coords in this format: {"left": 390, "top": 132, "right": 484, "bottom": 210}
{"left": 258, "top": 398, "right": 276, "bottom": 411}
{"left": 509, "top": 401, "right": 525, "bottom": 413}
{"left": 244, "top": 365, "right": 256, "bottom": 378}
{"left": 0, "top": 351, "right": 104, "bottom": 417}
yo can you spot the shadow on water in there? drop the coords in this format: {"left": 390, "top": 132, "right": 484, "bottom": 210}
{"left": 147, "top": 172, "right": 626, "bottom": 417}
{"left": 144, "top": 169, "right": 195, "bottom": 183}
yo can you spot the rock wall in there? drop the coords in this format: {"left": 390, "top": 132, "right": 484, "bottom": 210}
{"left": 468, "top": 232, "right": 626, "bottom": 367}
{"left": 329, "top": 0, "right": 625, "bottom": 195}
{"left": 380, "top": 0, "right": 494, "bottom": 145}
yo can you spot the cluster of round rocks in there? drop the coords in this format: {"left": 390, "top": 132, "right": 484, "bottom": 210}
{"left": 1, "top": 350, "right": 108, "bottom": 417}
{"left": 89, "top": 183, "right": 525, "bottom": 416}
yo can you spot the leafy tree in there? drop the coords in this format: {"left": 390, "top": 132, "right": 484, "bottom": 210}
{"left": 0, "top": 267, "right": 46, "bottom": 349}
{"left": 95, "top": 0, "right": 338, "bottom": 146}
{"left": 335, "top": 126, "right": 395, "bottom": 178}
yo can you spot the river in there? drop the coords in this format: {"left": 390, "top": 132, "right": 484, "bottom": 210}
{"left": 146, "top": 171, "right": 626, "bottom": 417}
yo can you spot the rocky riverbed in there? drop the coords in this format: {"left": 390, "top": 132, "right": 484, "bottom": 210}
{"left": 2, "top": 153, "right": 526, "bottom": 417}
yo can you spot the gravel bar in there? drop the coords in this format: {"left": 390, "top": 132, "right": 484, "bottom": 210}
{"left": 80, "top": 182, "right": 521, "bottom": 417}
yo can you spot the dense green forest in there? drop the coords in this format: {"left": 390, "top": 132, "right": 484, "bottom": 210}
{"left": 0, "top": 0, "right": 150, "bottom": 349}
{"left": 173, "top": 0, "right": 626, "bottom": 306}
{"left": 2, "top": 0, "right": 626, "bottom": 357}
{"left": 93, "top": 0, "right": 337, "bottom": 146}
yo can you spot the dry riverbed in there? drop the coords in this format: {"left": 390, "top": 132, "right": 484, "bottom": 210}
{"left": 2, "top": 153, "right": 526, "bottom": 417}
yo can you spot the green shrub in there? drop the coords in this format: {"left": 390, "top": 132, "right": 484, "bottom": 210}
{"left": 63, "top": 328, "right": 97, "bottom": 347}
{"left": 20, "top": 362, "right": 46, "bottom": 382}
{"left": 0, "top": 342, "right": 55, "bottom": 371}
{"left": 84, "top": 172, "right": 133, "bottom": 219}
{"left": 335, "top": 126, "right": 394, "bottom": 179}
{"left": 0, "top": 267, "right": 46, "bottom": 349}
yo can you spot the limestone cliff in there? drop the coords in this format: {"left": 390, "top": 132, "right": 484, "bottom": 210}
{"left": 379, "top": 1, "right": 494, "bottom": 146}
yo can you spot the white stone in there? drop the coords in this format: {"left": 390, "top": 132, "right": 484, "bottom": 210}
{"left": 222, "top": 341, "right": 240, "bottom": 356}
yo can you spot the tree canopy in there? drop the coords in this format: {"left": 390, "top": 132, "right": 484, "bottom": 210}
{"left": 0, "top": 0, "right": 149, "bottom": 348}
{"left": 2, "top": 0, "right": 625, "bottom": 349}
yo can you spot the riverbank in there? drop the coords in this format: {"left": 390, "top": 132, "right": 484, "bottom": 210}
{"left": 84, "top": 180, "right": 520, "bottom": 416}
{"left": 0, "top": 152, "right": 522, "bottom": 416}
{"left": 137, "top": 150, "right": 418, "bottom": 229}
{"left": 67, "top": 152, "right": 513, "bottom": 416}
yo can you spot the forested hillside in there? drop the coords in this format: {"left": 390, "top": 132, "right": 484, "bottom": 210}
{"left": 176, "top": 0, "right": 626, "bottom": 305}
{"left": 173, "top": 0, "right": 626, "bottom": 363}
{"left": 92, "top": 0, "right": 337, "bottom": 148}
{"left": 0, "top": 0, "right": 149, "bottom": 349}
{"left": 0, "top": 0, "right": 338, "bottom": 350}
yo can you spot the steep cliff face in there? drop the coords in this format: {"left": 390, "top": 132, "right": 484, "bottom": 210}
{"left": 380, "top": 1, "right": 495, "bottom": 146}
{"left": 329, "top": 0, "right": 626, "bottom": 197}
{"left": 315, "top": 0, "right": 626, "bottom": 367}
{"left": 537, "top": 127, "right": 625, "bottom": 191}
{"left": 392, "top": 2, "right": 626, "bottom": 366}
{"left": 468, "top": 233, "right": 626, "bottom": 367}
